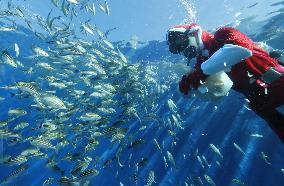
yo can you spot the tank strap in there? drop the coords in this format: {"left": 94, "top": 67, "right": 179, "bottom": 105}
{"left": 277, "top": 56, "right": 284, "bottom": 66}
{"left": 260, "top": 67, "right": 283, "bottom": 85}
{"left": 276, "top": 104, "right": 284, "bottom": 116}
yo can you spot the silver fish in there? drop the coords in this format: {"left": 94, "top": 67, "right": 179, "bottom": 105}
{"left": 145, "top": 170, "right": 155, "bottom": 186}
{"left": 261, "top": 152, "right": 271, "bottom": 165}
{"left": 209, "top": 144, "right": 223, "bottom": 159}
{"left": 166, "top": 150, "right": 176, "bottom": 168}
{"left": 71, "top": 157, "right": 92, "bottom": 176}
{"left": 61, "top": 0, "right": 70, "bottom": 16}
{"left": 43, "top": 177, "right": 54, "bottom": 186}
{"left": 204, "top": 174, "right": 216, "bottom": 186}
{"left": 167, "top": 99, "right": 177, "bottom": 112}
{"left": 1, "top": 50, "right": 18, "bottom": 67}
{"left": 31, "top": 45, "right": 49, "bottom": 57}
{"left": 0, "top": 24, "right": 16, "bottom": 32}
{"left": 201, "top": 155, "right": 211, "bottom": 167}
{"left": 75, "top": 168, "right": 99, "bottom": 180}
{"left": 81, "top": 21, "right": 95, "bottom": 35}
{"left": 92, "top": 3, "right": 96, "bottom": 16}
{"left": 79, "top": 113, "right": 102, "bottom": 122}
{"left": 51, "top": 0, "right": 60, "bottom": 7}
{"left": 14, "top": 122, "right": 29, "bottom": 130}
{"left": 15, "top": 7, "right": 24, "bottom": 17}
{"left": 153, "top": 138, "right": 162, "bottom": 152}
{"left": 1, "top": 165, "right": 28, "bottom": 184}
{"left": 197, "top": 155, "right": 204, "bottom": 168}
{"left": 41, "top": 94, "right": 67, "bottom": 110}
{"left": 30, "top": 137, "right": 57, "bottom": 151}
{"left": 15, "top": 82, "right": 41, "bottom": 96}
{"left": 97, "top": 0, "right": 106, "bottom": 13}
{"left": 67, "top": 0, "right": 78, "bottom": 4}
{"left": 163, "top": 156, "right": 168, "bottom": 168}
{"left": 4, "top": 155, "right": 27, "bottom": 165}
{"left": 233, "top": 142, "right": 245, "bottom": 155}
{"left": 14, "top": 43, "right": 20, "bottom": 57}
{"left": 104, "top": 0, "right": 110, "bottom": 15}
{"left": 216, "top": 161, "right": 221, "bottom": 167}
{"left": 102, "top": 39, "right": 114, "bottom": 50}
{"left": 57, "top": 176, "right": 77, "bottom": 185}
{"left": 250, "top": 134, "right": 263, "bottom": 138}
{"left": 8, "top": 108, "right": 27, "bottom": 117}
{"left": 232, "top": 178, "right": 247, "bottom": 185}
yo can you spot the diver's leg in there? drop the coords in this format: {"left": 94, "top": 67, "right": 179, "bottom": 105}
{"left": 269, "top": 50, "right": 284, "bottom": 65}
{"left": 246, "top": 75, "right": 284, "bottom": 142}
{"left": 253, "top": 107, "right": 284, "bottom": 143}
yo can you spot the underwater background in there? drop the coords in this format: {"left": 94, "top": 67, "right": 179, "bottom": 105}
{"left": 0, "top": 0, "right": 284, "bottom": 185}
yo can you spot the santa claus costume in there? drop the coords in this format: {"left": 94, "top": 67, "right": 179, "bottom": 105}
{"left": 167, "top": 23, "right": 284, "bottom": 142}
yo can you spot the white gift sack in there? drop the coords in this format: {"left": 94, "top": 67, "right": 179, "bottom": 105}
{"left": 195, "top": 71, "right": 233, "bottom": 100}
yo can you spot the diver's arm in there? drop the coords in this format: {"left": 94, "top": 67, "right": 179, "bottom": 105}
{"left": 201, "top": 44, "right": 252, "bottom": 75}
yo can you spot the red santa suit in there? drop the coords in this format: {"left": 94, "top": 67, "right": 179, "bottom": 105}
{"left": 172, "top": 24, "right": 284, "bottom": 142}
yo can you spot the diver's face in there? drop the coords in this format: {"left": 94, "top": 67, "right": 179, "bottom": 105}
{"left": 167, "top": 32, "right": 189, "bottom": 54}
{"left": 167, "top": 31, "right": 199, "bottom": 59}
{"left": 187, "top": 32, "right": 199, "bottom": 48}
{"left": 183, "top": 32, "right": 199, "bottom": 60}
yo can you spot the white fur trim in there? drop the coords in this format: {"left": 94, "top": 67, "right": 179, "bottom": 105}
{"left": 169, "top": 27, "right": 187, "bottom": 33}
{"left": 187, "top": 26, "right": 204, "bottom": 51}
{"left": 169, "top": 25, "right": 204, "bottom": 51}
{"left": 201, "top": 44, "right": 253, "bottom": 75}
{"left": 197, "top": 27, "right": 204, "bottom": 50}
{"left": 187, "top": 26, "right": 202, "bottom": 33}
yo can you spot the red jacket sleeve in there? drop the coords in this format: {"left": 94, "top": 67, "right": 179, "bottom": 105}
{"left": 214, "top": 27, "right": 255, "bottom": 50}
{"left": 214, "top": 27, "right": 279, "bottom": 78}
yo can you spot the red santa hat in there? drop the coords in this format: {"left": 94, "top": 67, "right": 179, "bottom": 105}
{"left": 168, "top": 23, "right": 204, "bottom": 50}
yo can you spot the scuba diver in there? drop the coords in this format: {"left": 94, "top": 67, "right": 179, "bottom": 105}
{"left": 166, "top": 23, "right": 284, "bottom": 143}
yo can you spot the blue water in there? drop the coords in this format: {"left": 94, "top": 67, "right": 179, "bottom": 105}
{"left": 1, "top": 1, "right": 284, "bottom": 186}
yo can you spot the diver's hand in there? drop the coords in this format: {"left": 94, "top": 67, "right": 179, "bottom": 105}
{"left": 179, "top": 68, "right": 208, "bottom": 95}
{"left": 179, "top": 75, "right": 190, "bottom": 95}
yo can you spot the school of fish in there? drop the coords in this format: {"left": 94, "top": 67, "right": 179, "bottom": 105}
{"left": 0, "top": 0, "right": 283, "bottom": 185}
